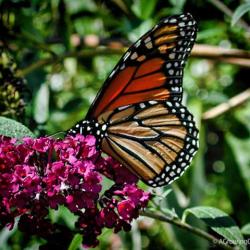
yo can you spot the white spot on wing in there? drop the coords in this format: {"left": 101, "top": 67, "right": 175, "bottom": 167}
{"left": 102, "top": 124, "right": 107, "bottom": 131}
{"left": 144, "top": 37, "right": 151, "bottom": 43}
{"left": 131, "top": 52, "right": 138, "bottom": 60}
{"left": 120, "top": 63, "right": 125, "bottom": 70}
{"left": 169, "top": 69, "right": 174, "bottom": 75}
{"left": 123, "top": 51, "right": 131, "bottom": 61}
{"left": 139, "top": 103, "right": 146, "bottom": 109}
{"left": 169, "top": 18, "right": 177, "bottom": 23}
{"left": 135, "top": 40, "right": 141, "bottom": 48}
{"left": 166, "top": 63, "right": 172, "bottom": 68}
{"left": 145, "top": 41, "right": 153, "bottom": 49}
{"left": 149, "top": 100, "right": 157, "bottom": 105}
{"left": 169, "top": 53, "right": 175, "bottom": 59}
{"left": 109, "top": 70, "right": 115, "bottom": 79}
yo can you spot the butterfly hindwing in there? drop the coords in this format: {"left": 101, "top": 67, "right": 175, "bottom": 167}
{"left": 98, "top": 101, "right": 199, "bottom": 187}
{"left": 87, "top": 13, "right": 197, "bottom": 119}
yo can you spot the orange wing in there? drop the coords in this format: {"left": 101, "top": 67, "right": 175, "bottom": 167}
{"left": 86, "top": 13, "right": 197, "bottom": 119}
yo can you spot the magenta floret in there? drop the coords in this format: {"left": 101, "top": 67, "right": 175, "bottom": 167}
{"left": 0, "top": 134, "right": 150, "bottom": 247}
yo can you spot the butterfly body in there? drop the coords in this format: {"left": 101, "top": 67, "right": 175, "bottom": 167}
{"left": 68, "top": 13, "right": 199, "bottom": 187}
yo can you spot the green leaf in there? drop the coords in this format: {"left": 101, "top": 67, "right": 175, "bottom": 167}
{"left": 231, "top": 3, "right": 250, "bottom": 26}
{"left": 0, "top": 116, "right": 35, "bottom": 139}
{"left": 241, "top": 223, "right": 250, "bottom": 236}
{"left": 183, "top": 206, "right": 246, "bottom": 250}
{"left": 128, "top": 19, "right": 154, "bottom": 42}
{"left": 131, "top": 0, "right": 157, "bottom": 20}
{"left": 161, "top": 207, "right": 178, "bottom": 218}
{"left": 226, "top": 133, "right": 250, "bottom": 198}
{"left": 161, "top": 188, "right": 172, "bottom": 198}
{"left": 0, "top": 224, "right": 17, "bottom": 249}
{"left": 169, "top": 0, "right": 186, "bottom": 9}
{"left": 49, "top": 206, "right": 77, "bottom": 229}
{"left": 34, "top": 83, "right": 50, "bottom": 124}
{"left": 68, "top": 234, "right": 82, "bottom": 250}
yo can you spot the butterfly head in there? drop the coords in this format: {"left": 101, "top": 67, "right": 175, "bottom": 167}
{"left": 67, "top": 119, "right": 108, "bottom": 147}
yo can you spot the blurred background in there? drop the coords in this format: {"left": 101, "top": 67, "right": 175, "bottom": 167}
{"left": 0, "top": 0, "right": 250, "bottom": 249}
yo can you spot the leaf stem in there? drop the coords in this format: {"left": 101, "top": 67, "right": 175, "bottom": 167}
{"left": 141, "top": 210, "right": 236, "bottom": 250}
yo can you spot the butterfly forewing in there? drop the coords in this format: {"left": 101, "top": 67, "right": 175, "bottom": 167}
{"left": 98, "top": 101, "right": 199, "bottom": 187}
{"left": 86, "top": 13, "right": 197, "bottom": 119}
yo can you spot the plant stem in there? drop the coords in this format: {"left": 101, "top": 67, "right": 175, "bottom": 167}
{"left": 202, "top": 88, "right": 250, "bottom": 120}
{"left": 19, "top": 48, "right": 125, "bottom": 76}
{"left": 141, "top": 210, "right": 236, "bottom": 250}
{"left": 208, "top": 0, "right": 250, "bottom": 33}
{"left": 19, "top": 44, "right": 250, "bottom": 76}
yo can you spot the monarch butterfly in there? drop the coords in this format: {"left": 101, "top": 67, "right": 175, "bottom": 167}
{"left": 68, "top": 13, "right": 199, "bottom": 187}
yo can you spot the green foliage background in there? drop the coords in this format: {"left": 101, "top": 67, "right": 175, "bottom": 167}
{"left": 0, "top": 0, "right": 250, "bottom": 249}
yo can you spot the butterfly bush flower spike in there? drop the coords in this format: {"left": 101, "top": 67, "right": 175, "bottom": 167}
{"left": 0, "top": 135, "right": 150, "bottom": 247}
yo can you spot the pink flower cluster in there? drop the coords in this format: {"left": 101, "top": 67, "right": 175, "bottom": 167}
{"left": 0, "top": 135, "right": 150, "bottom": 247}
